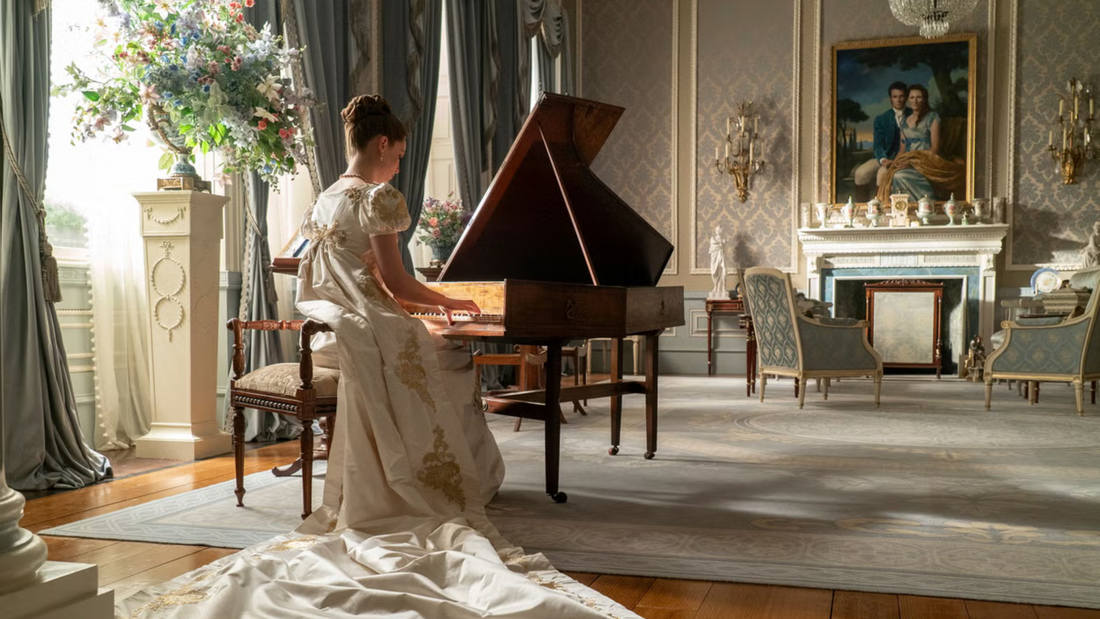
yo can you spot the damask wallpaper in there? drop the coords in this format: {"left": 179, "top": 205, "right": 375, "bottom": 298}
{"left": 579, "top": 0, "right": 676, "bottom": 268}
{"left": 1012, "top": 0, "right": 1100, "bottom": 267}
{"left": 695, "top": 0, "right": 795, "bottom": 271}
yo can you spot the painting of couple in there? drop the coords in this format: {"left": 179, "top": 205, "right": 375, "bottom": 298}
{"left": 832, "top": 34, "right": 976, "bottom": 205}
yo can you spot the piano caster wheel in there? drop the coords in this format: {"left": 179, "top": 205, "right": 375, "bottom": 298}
{"left": 550, "top": 492, "right": 568, "bottom": 504}
{"left": 644, "top": 451, "right": 655, "bottom": 460}
{"left": 608, "top": 446, "right": 619, "bottom": 456}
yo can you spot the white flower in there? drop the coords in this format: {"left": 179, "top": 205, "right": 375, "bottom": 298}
{"left": 153, "top": 0, "right": 172, "bottom": 19}
{"left": 253, "top": 106, "right": 277, "bottom": 122}
{"left": 256, "top": 75, "right": 282, "bottom": 102}
{"left": 139, "top": 82, "right": 160, "bottom": 104}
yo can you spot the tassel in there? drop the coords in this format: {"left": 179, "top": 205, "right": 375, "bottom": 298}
{"left": 42, "top": 243, "right": 62, "bottom": 303}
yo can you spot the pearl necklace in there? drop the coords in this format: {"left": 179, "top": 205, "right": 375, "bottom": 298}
{"left": 339, "top": 173, "right": 366, "bottom": 181}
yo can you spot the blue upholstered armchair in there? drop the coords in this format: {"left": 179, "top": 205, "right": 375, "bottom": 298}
{"left": 984, "top": 288, "right": 1100, "bottom": 416}
{"left": 742, "top": 267, "right": 883, "bottom": 408}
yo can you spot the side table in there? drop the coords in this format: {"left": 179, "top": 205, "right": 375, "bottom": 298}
{"left": 705, "top": 298, "right": 756, "bottom": 396}
{"left": 416, "top": 265, "right": 443, "bottom": 282}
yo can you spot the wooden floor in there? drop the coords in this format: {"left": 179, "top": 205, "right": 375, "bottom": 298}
{"left": 21, "top": 440, "right": 1099, "bottom": 618}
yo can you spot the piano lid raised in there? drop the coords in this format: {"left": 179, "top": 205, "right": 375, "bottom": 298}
{"left": 438, "top": 93, "right": 673, "bottom": 288}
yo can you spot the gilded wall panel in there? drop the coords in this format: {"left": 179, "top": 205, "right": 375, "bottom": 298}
{"left": 581, "top": 0, "right": 675, "bottom": 253}
{"left": 1012, "top": 0, "right": 1100, "bottom": 266}
{"left": 696, "top": 0, "right": 794, "bottom": 270}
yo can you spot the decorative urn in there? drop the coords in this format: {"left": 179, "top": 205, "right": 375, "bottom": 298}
{"left": 917, "top": 195, "right": 935, "bottom": 226}
{"left": 972, "top": 198, "right": 987, "bottom": 223}
{"left": 943, "top": 193, "right": 959, "bottom": 225}
{"left": 815, "top": 202, "right": 831, "bottom": 229}
{"left": 866, "top": 197, "right": 882, "bottom": 228}
{"left": 841, "top": 196, "right": 856, "bottom": 228}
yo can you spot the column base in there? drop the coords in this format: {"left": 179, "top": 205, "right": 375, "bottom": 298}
{"left": 6, "top": 562, "right": 113, "bottom": 619}
{"left": 135, "top": 424, "right": 232, "bottom": 460}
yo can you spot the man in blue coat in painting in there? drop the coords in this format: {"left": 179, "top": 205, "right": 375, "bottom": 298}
{"left": 853, "top": 81, "right": 911, "bottom": 193}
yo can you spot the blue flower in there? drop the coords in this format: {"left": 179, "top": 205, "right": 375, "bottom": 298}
{"left": 169, "top": 64, "right": 178, "bottom": 71}
{"left": 263, "top": 165, "right": 273, "bottom": 173}
{"left": 202, "top": 84, "right": 211, "bottom": 93}
{"left": 170, "top": 23, "right": 176, "bottom": 35}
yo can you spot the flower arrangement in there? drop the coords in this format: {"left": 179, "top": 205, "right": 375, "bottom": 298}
{"left": 56, "top": 0, "right": 314, "bottom": 185}
{"left": 417, "top": 195, "right": 471, "bottom": 256}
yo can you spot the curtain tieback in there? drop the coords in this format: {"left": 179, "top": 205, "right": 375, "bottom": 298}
{"left": 0, "top": 110, "right": 62, "bottom": 302}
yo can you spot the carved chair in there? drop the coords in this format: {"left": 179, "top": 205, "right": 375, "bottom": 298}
{"left": 985, "top": 285, "right": 1100, "bottom": 416}
{"left": 742, "top": 267, "right": 883, "bottom": 408}
{"left": 227, "top": 318, "right": 337, "bottom": 519}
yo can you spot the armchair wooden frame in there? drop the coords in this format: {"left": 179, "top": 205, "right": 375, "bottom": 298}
{"left": 227, "top": 318, "right": 335, "bottom": 520}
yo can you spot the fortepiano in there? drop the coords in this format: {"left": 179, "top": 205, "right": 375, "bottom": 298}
{"left": 274, "top": 93, "right": 684, "bottom": 503}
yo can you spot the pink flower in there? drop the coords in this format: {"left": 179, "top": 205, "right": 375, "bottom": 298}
{"left": 431, "top": 229, "right": 442, "bottom": 238}
{"left": 244, "top": 0, "right": 255, "bottom": 6}
{"left": 257, "top": 120, "right": 268, "bottom": 130}
{"left": 235, "top": 12, "right": 244, "bottom": 23}
{"left": 429, "top": 217, "right": 438, "bottom": 227}
{"left": 279, "top": 128, "right": 289, "bottom": 138}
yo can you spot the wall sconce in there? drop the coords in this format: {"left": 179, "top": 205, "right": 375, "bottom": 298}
{"left": 714, "top": 101, "right": 764, "bottom": 203}
{"left": 1048, "top": 77, "right": 1095, "bottom": 185}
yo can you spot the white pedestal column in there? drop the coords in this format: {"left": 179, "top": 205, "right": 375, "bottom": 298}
{"left": 134, "top": 191, "right": 232, "bottom": 460}
{"left": 0, "top": 437, "right": 112, "bottom": 617}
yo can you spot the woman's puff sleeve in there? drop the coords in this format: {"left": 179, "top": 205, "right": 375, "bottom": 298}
{"left": 353, "top": 183, "right": 412, "bottom": 237}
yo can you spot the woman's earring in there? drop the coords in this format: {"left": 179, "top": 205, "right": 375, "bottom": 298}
{"left": 379, "top": 153, "right": 384, "bottom": 163}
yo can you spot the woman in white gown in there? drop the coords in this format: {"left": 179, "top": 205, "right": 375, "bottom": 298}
{"left": 116, "top": 96, "right": 638, "bottom": 618}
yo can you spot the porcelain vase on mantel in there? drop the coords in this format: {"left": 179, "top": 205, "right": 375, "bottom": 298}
{"left": 917, "top": 195, "right": 935, "bottom": 226}
{"left": 866, "top": 197, "right": 883, "bottom": 228}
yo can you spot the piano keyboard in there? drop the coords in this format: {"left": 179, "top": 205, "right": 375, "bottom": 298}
{"left": 412, "top": 312, "right": 504, "bottom": 324}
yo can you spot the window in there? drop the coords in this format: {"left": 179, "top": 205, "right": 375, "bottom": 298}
{"left": 45, "top": 0, "right": 163, "bottom": 259}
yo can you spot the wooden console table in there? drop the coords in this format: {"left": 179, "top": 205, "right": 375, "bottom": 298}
{"left": 705, "top": 298, "right": 756, "bottom": 396}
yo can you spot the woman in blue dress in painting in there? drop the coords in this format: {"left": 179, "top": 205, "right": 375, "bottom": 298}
{"left": 877, "top": 84, "right": 966, "bottom": 203}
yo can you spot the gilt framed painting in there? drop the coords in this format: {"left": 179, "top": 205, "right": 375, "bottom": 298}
{"left": 831, "top": 33, "right": 977, "bottom": 206}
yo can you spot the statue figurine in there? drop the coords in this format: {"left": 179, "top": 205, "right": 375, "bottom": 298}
{"left": 964, "top": 335, "right": 986, "bottom": 382}
{"left": 1081, "top": 221, "right": 1100, "bottom": 268}
{"left": 708, "top": 224, "right": 729, "bottom": 300}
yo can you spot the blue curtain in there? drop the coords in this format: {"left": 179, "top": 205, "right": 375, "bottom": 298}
{"left": 289, "top": 0, "right": 351, "bottom": 190}
{"left": 386, "top": 0, "right": 442, "bottom": 274}
{"left": 1, "top": 2, "right": 110, "bottom": 489}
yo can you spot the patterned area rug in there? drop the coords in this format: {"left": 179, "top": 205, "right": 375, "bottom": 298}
{"left": 43, "top": 376, "right": 1100, "bottom": 608}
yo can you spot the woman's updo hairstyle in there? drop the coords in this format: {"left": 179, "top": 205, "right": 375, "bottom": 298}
{"left": 342, "top": 94, "right": 407, "bottom": 159}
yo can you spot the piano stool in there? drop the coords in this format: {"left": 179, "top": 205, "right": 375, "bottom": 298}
{"left": 226, "top": 318, "right": 336, "bottom": 520}
{"left": 473, "top": 344, "right": 589, "bottom": 431}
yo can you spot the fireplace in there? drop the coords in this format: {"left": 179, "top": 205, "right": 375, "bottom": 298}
{"left": 798, "top": 224, "right": 1008, "bottom": 353}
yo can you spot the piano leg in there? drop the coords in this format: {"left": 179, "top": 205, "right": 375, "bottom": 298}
{"left": 544, "top": 344, "right": 567, "bottom": 504}
{"left": 644, "top": 332, "right": 659, "bottom": 460}
{"left": 608, "top": 338, "right": 624, "bottom": 456}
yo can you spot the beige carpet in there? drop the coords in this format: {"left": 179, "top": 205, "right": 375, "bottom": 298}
{"left": 487, "top": 376, "right": 1100, "bottom": 608}
{"left": 43, "top": 375, "right": 1100, "bottom": 608}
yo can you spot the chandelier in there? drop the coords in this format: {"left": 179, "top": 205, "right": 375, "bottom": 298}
{"left": 888, "top": 0, "right": 978, "bottom": 39}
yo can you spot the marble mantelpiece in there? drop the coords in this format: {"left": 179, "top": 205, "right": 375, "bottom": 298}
{"left": 798, "top": 224, "right": 1009, "bottom": 343}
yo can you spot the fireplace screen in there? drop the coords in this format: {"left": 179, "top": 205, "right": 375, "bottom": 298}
{"left": 865, "top": 280, "right": 944, "bottom": 378}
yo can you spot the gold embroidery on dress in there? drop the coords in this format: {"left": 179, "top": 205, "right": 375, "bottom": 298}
{"left": 310, "top": 222, "right": 347, "bottom": 249}
{"left": 128, "top": 574, "right": 215, "bottom": 616}
{"left": 416, "top": 425, "right": 467, "bottom": 510}
{"left": 371, "top": 186, "right": 408, "bottom": 230}
{"left": 396, "top": 326, "right": 436, "bottom": 412}
{"left": 356, "top": 271, "right": 399, "bottom": 311}
{"left": 526, "top": 574, "right": 626, "bottom": 619}
{"left": 264, "top": 535, "right": 323, "bottom": 553}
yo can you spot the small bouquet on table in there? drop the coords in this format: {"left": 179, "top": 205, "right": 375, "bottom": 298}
{"left": 417, "top": 195, "right": 472, "bottom": 267}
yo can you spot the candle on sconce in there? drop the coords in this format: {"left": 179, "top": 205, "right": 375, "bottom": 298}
{"left": 1049, "top": 130, "right": 1054, "bottom": 146}
{"left": 725, "top": 141, "right": 730, "bottom": 160}
{"left": 754, "top": 116, "right": 758, "bottom": 136}
{"left": 726, "top": 117, "right": 731, "bottom": 137}
{"left": 1060, "top": 99, "right": 1064, "bottom": 118}
{"left": 1091, "top": 97, "right": 1094, "bottom": 118}
{"left": 749, "top": 139, "right": 754, "bottom": 162}
{"left": 1063, "top": 127, "right": 1068, "bottom": 151}
{"left": 715, "top": 145, "right": 720, "bottom": 162}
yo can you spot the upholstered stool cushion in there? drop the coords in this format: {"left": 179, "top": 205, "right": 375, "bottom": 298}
{"left": 234, "top": 363, "right": 340, "bottom": 397}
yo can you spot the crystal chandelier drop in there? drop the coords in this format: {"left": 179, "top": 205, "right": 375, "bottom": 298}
{"left": 888, "top": 0, "right": 978, "bottom": 39}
